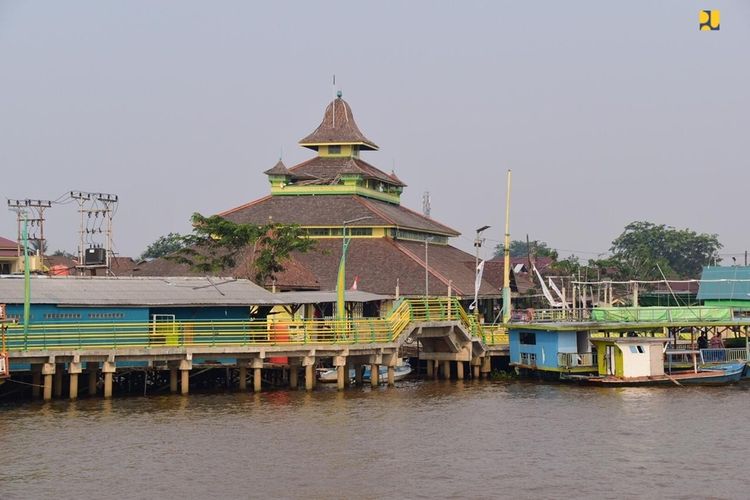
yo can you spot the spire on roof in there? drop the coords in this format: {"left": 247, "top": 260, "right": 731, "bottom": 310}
{"left": 299, "top": 95, "right": 379, "bottom": 151}
{"left": 263, "top": 159, "right": 291, "bottom": 176}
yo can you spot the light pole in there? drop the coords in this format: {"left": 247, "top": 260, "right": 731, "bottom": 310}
{"left": 474, "top": 225, "right": 491, "bottom": 319}
{"left": 336, "top": 216, "right": 371, "bottom": 321}
{"left": 424, "top": 236, "right": 434, "bottom": 297}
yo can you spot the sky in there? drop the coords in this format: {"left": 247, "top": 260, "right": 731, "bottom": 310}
{"left": 1, "top": 1, "right": 748, "bottom": 263}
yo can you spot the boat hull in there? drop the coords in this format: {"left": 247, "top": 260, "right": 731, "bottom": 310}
{"left": 568, "top": 362, "right": 745, "bottom": 386}
{"left": 317, "top": 363, "right": 412, "bottom": 383}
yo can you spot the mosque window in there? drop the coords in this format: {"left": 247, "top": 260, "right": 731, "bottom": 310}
{"left": 328, "top": 145, "right": 341, "bottom": 154}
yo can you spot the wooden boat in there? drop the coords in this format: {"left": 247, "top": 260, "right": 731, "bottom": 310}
{"left": 566, "top": 362, "right": 745, "bottom": 386}
{"left": 569, "top": 338, "right": 746, "bottom": 386}
{"left": 317, "top": 361, "right": 412, "bottom": 383}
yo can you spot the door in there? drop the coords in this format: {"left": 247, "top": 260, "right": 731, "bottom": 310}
{"left": 605, "top": 345, "right": 616, "bottom": 375}
{"left": 152, "top": 314, "right": 178, "bottom": 346}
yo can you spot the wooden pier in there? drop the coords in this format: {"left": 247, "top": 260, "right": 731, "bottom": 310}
{"left": 2, "top": 298, "right": 510, "bottom": 400}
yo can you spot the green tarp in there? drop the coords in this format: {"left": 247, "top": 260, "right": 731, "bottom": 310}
{"left": 591, "top": 306, "right": 733, "bottom": 323}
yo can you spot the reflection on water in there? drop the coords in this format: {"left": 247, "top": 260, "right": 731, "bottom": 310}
{"left": 1, "top": 380, "right": 749, "bottom": 499}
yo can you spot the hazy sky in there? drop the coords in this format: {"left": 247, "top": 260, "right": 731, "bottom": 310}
{"left": 1, "top": 1, "right": 748, "bottom": 262}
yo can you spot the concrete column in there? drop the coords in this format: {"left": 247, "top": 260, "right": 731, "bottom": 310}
{"left": 170, "top": 368, "right": 178, "bottom": 393}
{"left": 53, "top": 363, "right": 64, "bottom": 398}
{"left": 251, "top": 358, "right": 263, "bottom": 393}
{"left": 102, "top": 361, "right": 116, "bottom": 398}
{"left": 68, "top": 362, "right": 82, "bottom": 400}
{"left": 355, "top": 364, "right": 364, "bottom": 385}
{"left": 426, "top": 359, "right": 433, "bottom": 378}
{"left": 471, "top": 357, "right": 481, "bottom": 379}
{"left": 333, "top": 356, "right": 347, "bottom": 391}
{"left": 289, "top": 364, "right": 299, "bottom": 390}
{"left": 179, "top": 359, "right": 192, "bottom": 396}
{"left": 305, "top": 364, "right": 314, "bottom": 390}
{"left": 42, "top": 363, "right": 55, "bottom": 401}
{"left": 442, "top": 360, "right": 451, "bottom": 380}
{"left": 238, "top": 366, "right": 248, "bottom": 391}
{"left": 31, "top": 365, "right": 42, "bottom": 399}
{"left": 433, "top": 360, "right": 439, "bottom": 379}
{"left": 456, "top": 361, "right": 464, "bottom": 380}
{"left": 480, "top": 356, "right": 491, "bottom": 378}
{"left": 344, "top": 362, "right": 353, "bottom": 388}
{"left": 87, "top": 362, "right": 98, "bottom": 396}
{"left": 387, "top": 366, "right": 395, "bottom": 386}
{"left": 370, "top": 364, "right": 379, "bottom": 387}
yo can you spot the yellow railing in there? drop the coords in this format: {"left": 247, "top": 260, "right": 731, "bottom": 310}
{"left": 5, "top": 297, "right": 510, "bottom": 352}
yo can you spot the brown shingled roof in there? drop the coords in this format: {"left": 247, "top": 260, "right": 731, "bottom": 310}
{"left": 291, "top": 238, "right": 499, "bottom": 297}
{"left": 299, "top": 97, "right": 378, "bottom": 151}
{"left": 287, "top": 156, "right": 405, "bottom": 187}
{"left": 132, "top": 247, "right": 320, "bottom": 291}
{"left": 263, "top": 159, "right": 292, "bottom": 176}
{"left": 219, "top": 195, "right": 458, "bottom": 236}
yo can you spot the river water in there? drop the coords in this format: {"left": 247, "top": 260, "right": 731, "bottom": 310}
{"left": 1, "top": 380, "right": 749, "bottom": 499}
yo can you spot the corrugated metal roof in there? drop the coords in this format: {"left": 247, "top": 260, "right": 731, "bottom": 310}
{"left": 697, "top": 266, "right": 750, "bottom": 300}
{"left": 0, "top": 276, "right": 281, "bottom": 306}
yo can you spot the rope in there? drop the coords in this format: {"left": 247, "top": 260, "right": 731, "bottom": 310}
{"left": 3, "top": 378, "right": 44, "bottom": 388}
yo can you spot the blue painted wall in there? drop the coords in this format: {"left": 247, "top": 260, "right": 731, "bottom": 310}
{"left": 4, "top": 304, "right": 148, "bottom": 322}
{"left": 509, "top": 329, "right": 580, "bottom": 370}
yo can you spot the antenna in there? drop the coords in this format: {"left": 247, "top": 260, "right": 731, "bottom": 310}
{"left": 332, "top": 74, "right": 336, "bottom": 127}
{"left": 422, "top": 191, "right": 431, "bottom": 218}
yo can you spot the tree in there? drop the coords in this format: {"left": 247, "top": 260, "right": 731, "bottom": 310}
{"left": 494, "top": 240, "right": 558, "bottom": 260}
{"left": 171, "top": 213, "right": 315, "bottom": 285}
{"left": 50, "top": 249, "right": 75, "bottom": 258}
{"left": 551, "top": 255, "right": 580, "bottom": 275}
{"left": 140, "top": 232, "right": 186, "bottom": 260}
{"left": 609, "top": 221, "right": 722, "bottom": 279}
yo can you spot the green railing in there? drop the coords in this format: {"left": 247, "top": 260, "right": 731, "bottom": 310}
{"left": 3, "top": 297, "right": 510, "bottom": 352}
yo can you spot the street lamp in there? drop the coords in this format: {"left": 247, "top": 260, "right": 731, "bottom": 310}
{"left": 473, "top": 225, "right": 491, "bottom": 319}
{"left": 424, "top": 235, "right": 434, "bottom": 297}
{"left": 336, "top": 216, "right": 371, "bottom": 320}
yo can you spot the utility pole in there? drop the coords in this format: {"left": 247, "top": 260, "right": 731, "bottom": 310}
{"left": 474, "top": 225, "right": 490, "bottom": 319}
{"left": 7, "top": 199, "right": 52, "bottom": 269}
{"left": 71, "top": 191, "right": 118, "bottom": 274}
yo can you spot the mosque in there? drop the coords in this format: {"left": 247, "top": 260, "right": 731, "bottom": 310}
{"left": 137, "top": 93, "right": 504, "bottom": 312}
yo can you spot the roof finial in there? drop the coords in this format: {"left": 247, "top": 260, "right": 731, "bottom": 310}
{"left": 336, "top": 90, "right": 342, "bottom": 99}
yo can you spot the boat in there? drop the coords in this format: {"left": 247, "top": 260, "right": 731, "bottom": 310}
{"left": 317, "top": 360, "right": 412, "bottom": 383}
{"left": 562, "top": 338, "right": 745, "bottom": 386}
{"left": 567, "top": 362, "right": 745, "bottom": 386}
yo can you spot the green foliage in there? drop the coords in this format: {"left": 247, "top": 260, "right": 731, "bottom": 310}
{"left": 551, "top": 255, "right": 580, "bottom": 275}
{"left": 50, "top": 249, "right": 75, "bottom": 258}
{"left": 172, "top": 213, "right": 315, "bottom": 285}
{"left": 609, "top": 221, "right": 722, "bottom": 279}
{"left": 140, "top": 232, "right": 186, "bottom": 260}
{"left": 494, "top": 240, "right": 558, "bottom": 260}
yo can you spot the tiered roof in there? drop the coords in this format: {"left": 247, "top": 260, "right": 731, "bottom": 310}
{"left": 220, "top": 195, "right": 458, "bottom": 236}
{"left": 298, "top": 96, "right": 378, "bottom": 150}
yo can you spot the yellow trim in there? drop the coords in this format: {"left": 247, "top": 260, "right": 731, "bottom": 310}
{"left": 271, "top": 183, "right": 401, "bottom": 204}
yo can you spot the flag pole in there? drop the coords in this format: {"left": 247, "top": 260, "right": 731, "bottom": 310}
{"left": 502, "top": 170, "right": 512, "bottom": 323}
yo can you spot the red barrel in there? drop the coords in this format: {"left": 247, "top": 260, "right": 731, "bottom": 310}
{"left": 269, "top": 323, "right": 289, "bottom": 364}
